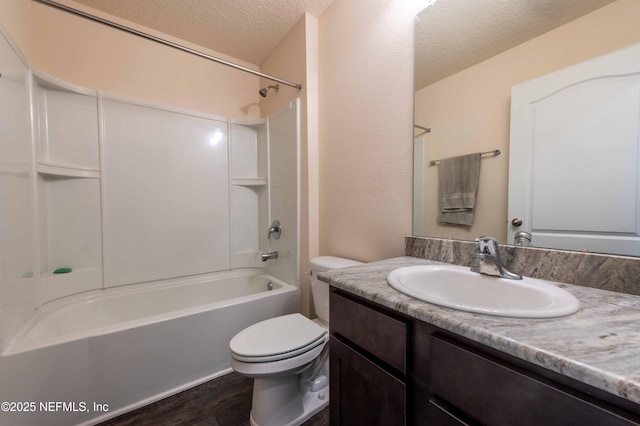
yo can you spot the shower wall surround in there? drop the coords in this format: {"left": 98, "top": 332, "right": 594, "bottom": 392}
{"left": 406, "top": 236, "right": 640, "bottom": 296}
{"left": 0, "top": 28, "right": 36, "bottom": 349}
{"left": 0, "top": 27, "right": 300, "bottom": 352}
{"left": 101, "top": 98, "right": 231, "bottom": 288}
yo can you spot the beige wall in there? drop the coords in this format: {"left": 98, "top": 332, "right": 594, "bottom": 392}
{"left": 260, "top": 13, "right": 319, "bottom": 317}
{"left": 318, "top": 0, "right": 425, "bottom": 262}
{"left": 0, "top": 0, "right": 33, "bottom": 59}
{"left": 260, "top": 15, "right": 307, "bottom": 118}
{"left": 415, "top": 0, "right": 640, "bottom": 243}
{"left": 24, "top": 0, "right": 261, "bottom": 119}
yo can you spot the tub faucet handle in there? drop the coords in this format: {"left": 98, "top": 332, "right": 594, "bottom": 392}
{"left": 267, "top": 220, "right": 282, "bottom": 240}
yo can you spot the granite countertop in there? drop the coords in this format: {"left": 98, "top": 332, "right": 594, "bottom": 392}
{"left": 318, "top": 256, "right": 640, "bottom": 405}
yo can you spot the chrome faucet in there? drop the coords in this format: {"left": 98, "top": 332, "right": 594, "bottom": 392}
{"left": 261, "top": 251, "right": 278, "bottom": 262}
{"left": 267, "top": 220, "right": 282, "bottom": 240}
{"left": 514, "top": 231, "right": 532, "bottom": 247}
{"left": 470, "top": 236, "right": 522, "bottom": 280}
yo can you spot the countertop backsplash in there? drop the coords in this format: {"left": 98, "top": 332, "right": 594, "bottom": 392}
{"left": 406, "top": 236, "right": 640, "bottom": 296}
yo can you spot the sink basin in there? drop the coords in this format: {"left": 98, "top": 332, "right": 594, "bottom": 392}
{"left": 387, "top": 264, "right": 580, "bottom": 318}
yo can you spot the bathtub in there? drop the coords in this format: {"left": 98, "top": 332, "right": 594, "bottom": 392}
{"left": 0, "top": 269, "right": 298, "bottom": 426}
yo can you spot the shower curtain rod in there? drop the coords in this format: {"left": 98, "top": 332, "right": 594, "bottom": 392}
{"left": 34, "top": 0, "right": 303, "bottom": 91}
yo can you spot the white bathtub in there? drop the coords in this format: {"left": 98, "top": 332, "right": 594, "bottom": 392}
{"left": 0, "top": 269, "right": 298, "bottom": 426}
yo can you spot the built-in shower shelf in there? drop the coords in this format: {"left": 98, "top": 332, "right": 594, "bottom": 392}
{"left": 232, "top": 178, "right": 267, "bottom": 186}
{"left": 37, "top": 162, "right": 100, "bottom": 179}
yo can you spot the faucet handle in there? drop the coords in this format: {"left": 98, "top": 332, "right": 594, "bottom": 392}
{"left": 475, "top": 236, "right": 500, "bottom": 256}
{"left": 267, "top": 220, "right": 282, "bottom": 240}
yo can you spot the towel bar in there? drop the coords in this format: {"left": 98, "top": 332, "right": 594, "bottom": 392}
{"left": 429, "top": 149, "right": 501, "bottom": 166}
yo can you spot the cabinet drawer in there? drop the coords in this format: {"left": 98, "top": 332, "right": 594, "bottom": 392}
{"left": 330, "top": 291, "right": 407, "bottom": 373}
{"left": 429, "top": 335, "right": 639, "bottom": 426}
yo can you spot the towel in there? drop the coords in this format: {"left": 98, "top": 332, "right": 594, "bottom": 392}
{"left": 437, "top": 153, "right": 481, "bottom": 226}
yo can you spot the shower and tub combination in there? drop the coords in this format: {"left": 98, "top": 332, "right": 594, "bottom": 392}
{"left": 0, "top": 25, "right": 301, "bottom": 426}
{"left": 2, "top": 271, "right": 298, "bottom": 426}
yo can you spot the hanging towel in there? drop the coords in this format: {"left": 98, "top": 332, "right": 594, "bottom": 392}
{"left": 438, "top": 153, "right": 481, "bottom": 226}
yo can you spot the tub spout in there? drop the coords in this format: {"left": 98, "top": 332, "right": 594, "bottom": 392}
{"left": 261, "top": 251, "right": 278, "bottom": 262}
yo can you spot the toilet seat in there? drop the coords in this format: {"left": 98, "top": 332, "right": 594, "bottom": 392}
{"left": 229, "top": 257, "right": 363, "bottom": 426}
{"left": 230, "top": 313, "right": 327, "bottom": 363}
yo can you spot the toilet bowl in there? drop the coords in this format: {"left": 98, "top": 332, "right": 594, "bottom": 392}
{"left": 229, "top": 256, "right": 363, "bottom": 426}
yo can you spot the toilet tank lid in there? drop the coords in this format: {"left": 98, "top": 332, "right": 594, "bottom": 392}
{"left": 310, "top": 256, "right": 364, "bottom": 272}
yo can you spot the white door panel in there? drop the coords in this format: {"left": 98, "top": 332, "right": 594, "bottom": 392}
{"left": 508, "top": 43, "right": 640, "bottom": 256}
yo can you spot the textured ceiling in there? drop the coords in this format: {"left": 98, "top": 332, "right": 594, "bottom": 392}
{"left": 415, "top": 0, "right": 618, "bottom": 90}
{"left": 70, "top": 0, "right": 335, "bottom": 65}
{"left": 67, "top": 0, "right": 617, "bottom": 84}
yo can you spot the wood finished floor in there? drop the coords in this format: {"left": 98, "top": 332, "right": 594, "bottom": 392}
{"left": 98, "top": 372, "right": 329, "bottom": 426}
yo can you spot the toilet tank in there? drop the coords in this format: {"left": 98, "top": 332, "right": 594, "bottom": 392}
{"left": 310, "top": 256, "right": 363, "bottom": 324}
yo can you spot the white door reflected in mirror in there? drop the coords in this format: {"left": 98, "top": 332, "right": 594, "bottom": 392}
{"left": 508, "top": 43, "right": 640, "bottom": 256}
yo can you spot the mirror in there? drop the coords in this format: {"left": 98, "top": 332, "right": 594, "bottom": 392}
{"left": 413, "top": 0, "right": 640, "bottom": 256}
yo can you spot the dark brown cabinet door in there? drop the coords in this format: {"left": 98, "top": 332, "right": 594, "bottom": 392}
{"left": 330, "top": 336, "right": 406, "bottom": 426}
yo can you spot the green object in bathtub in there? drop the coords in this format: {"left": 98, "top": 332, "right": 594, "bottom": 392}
{"left": 53, "top": 267, "right": 72, "bottom": 274}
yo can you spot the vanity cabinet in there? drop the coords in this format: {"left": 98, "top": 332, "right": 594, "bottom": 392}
{"left": 330, "top": 290, "right": 408, "bottom": 425}
{"left": 329, "top": 288, "right": 640, "bottom": 426}
{"left": 330, "top": 337, "right": 406, "bottom": 425}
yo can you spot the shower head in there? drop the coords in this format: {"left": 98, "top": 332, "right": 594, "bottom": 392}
{"left": 259, "top": 84, "right": 279, "bottom": 98}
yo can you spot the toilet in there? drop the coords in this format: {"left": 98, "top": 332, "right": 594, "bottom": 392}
{"left": 229, "top": 256, "right": 363, "bottom": 426}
